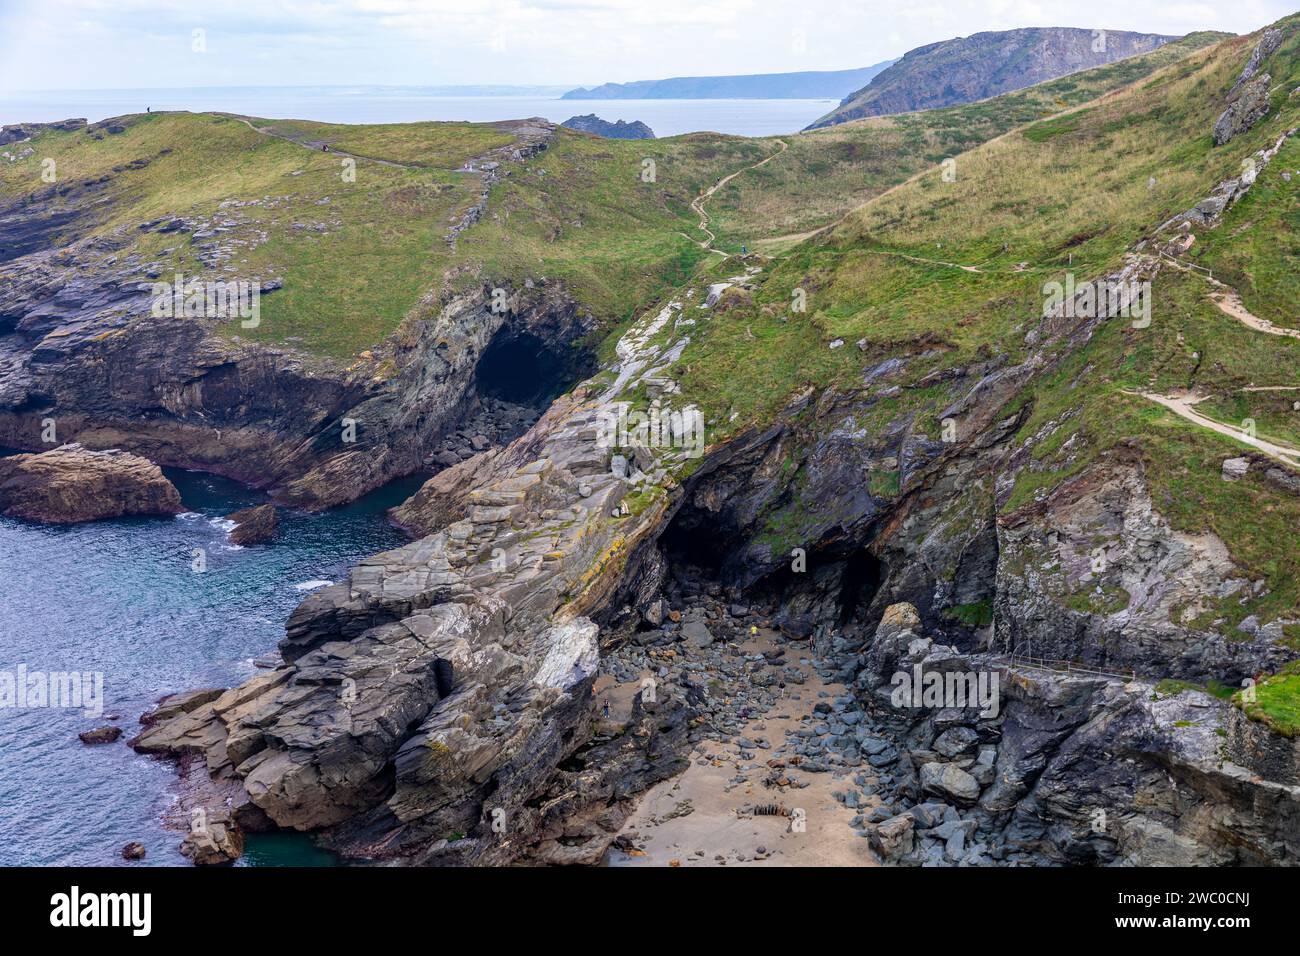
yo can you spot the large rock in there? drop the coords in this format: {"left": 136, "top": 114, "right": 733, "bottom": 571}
{"left": 226, "top": 503, "right": 278, "bottom": 545}
{"left": 869, "top": 812, "right": 915, "bottom": 861}
{"left": 0, "top": 444, "right": 183, "bottom": 523}
{"left": 920, "top": 762, "right": 981, "bottom": 803}
{"left": 179, "top": 808, "right": 244, "bottom": 865}
{"left": 1229, "top": 27, "right": 1283, "bottom": 97}
{"left": 561, "top": 114, "right": 655, "bottom": 140}
{"left": 1214, "top": 73, "right": 1273, "bottom": 146}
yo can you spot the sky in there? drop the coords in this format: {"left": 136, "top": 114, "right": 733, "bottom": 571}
{"left": 0, "top": 0, "right": 1292, "bottom": 91}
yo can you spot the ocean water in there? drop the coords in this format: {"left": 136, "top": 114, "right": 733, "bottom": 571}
{"left": 0, "top": 462, "right": 425, "bottom": 866}
{"left": 0, "top": 86, "right": 836, "bottom": 137}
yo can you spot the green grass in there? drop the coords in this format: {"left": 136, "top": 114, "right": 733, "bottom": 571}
{"left": 1239, "top": 662, "right": 1300, "bottom": 737}
{"left": 1156, "top": 678, "right": 1237, "bottom": 699}
{"left": 946, "top": 600, "right": 994, "bottom": 627}
{"left": 0, "top": 114, "right": 771, "bottom": 360}
{"left": 706, "top": 33, "right": 1227, "bottom": 248}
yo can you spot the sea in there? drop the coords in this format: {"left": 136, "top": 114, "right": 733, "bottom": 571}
{"left": 0, "top": 461, "right": 427, "bottom": 865}
{"left": 0, "top": 86, "right": 838, "bottom": 137}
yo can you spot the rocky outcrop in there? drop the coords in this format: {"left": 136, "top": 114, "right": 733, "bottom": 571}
{"left": 809, "top": 28, "right": 1176, "bottom": 129}
{"left": 1214, "top": 74, "right": 1274, "bottom": 146}
{"left": 561, "top": 115, "right": 655, "bottom": 140}
{"left": 849, "top": 604, "right": 1300, "bottom": 865}
{"left": 79, "top": 726, "right": 123, "bottom": 745}
{"left": 0, "top": 443, "right": 183, "bottom": 523}
{"left": 180, "top": 808, "right": 244, "bottom": 865}
{"left": 133, "top": 290, "right": 704, "bottom": 864}
{"left": 0, "top": 119, "right": 581, "bottom": 511}
{"left": 1213, "top": 28, "right": 1288, "bottom": 146}
{"left": 226, "top": 503, "right": 277, "bottom": 546}
{"left": 993, "top": 457, "right": 1289, "bottom": 683}
{"left": 0, "top": 118, "right": 86, "bottom": 147}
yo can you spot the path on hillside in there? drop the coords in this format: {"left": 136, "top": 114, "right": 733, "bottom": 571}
{"left": 1209, "top": 287, "right": 1300, "bottom": 340}
{"left": 689, "top": 139, "right": 788, "bottom": 254}
{"left": 1127, "top": 390, "right": 1300, "bottom": 470}
{"left": 1157, "top": 252, "right": 1300, "bottom": 340}
{"left": 230, "top": 116, "right": 419, "bottom": 169}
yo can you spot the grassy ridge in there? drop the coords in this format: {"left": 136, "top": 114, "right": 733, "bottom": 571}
{"left": 0, "top": 112, "right": 775, "bottom": 359}
{"left": 666, "top": 18, "right": 1300, "bottom": 656}
{"left": 705, "top": 32, "right": 1229, "bottom": 250}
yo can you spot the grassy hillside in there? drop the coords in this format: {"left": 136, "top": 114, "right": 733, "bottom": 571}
{"left": 706, "top": 32, "right": 1228, "bottom": 250}
{"left": 660, "top": 18, "right": 1300, "bottom": 646}
{"left": 0, "top": 112, "right": 767, "bottom": 359}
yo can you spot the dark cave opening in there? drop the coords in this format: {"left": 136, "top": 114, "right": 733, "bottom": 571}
{"left": 474, "top": 330, "right": 578, "bottom": 409}
{"left": 650, "top": 498, "right": 886, "bottom": 636}
{"left": 836, "top": 550, "right": 886, "bottom": 627}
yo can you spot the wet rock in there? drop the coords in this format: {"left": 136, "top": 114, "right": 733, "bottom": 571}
{"left": 0, "top": 444, "right": 183, "bottom": 523}
{"left": 78, "top": 726, "right": 122, "bottom": 745}
{"left": 226, "top": 503, "right": 278, "bottom": 545}
{"left": 121, "top": 841, "right": 147, "bottom": 860}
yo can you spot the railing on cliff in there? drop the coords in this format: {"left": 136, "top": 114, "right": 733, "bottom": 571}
{"left": 991, "top": 652, "right": 1138, "bottom": 682}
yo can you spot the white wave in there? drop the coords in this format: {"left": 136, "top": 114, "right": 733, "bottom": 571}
{"left": 293, "top": 579, "right": 333, "bottom": 591}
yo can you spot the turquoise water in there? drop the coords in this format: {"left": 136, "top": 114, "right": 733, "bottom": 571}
{"left": 0, "top": 462, "right": 423, "bottom": 866}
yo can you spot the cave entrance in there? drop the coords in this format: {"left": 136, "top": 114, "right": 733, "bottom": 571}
{"left": 652, "top": 498, "right": 886, "bottom": 635}
{"left": 474, "top": 330, "right": 577, "bottom": 409}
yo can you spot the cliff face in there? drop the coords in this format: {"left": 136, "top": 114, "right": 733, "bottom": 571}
{"left": 130, "top": 238, "right": 1299, "bottom": 867}
{"left": 0, "top": 117, "right": 593, "bottom": 510}
{"left": 808, "top": 27, "right": 1177, "bottom": 129}
{"left": 21, "top": 19, "right": 1300, "bottom": 867}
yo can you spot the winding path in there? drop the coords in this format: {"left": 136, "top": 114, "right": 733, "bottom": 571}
{"left": 688, "top": 139, "right": 788, "bottom": 254}
{"left": 1127, "top": 390, "right": 1300, "bottom": 470}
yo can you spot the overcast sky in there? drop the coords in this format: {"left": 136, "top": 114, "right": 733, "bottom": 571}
{"left": 0, "top": 0, "right": 1292, "bottom": 91}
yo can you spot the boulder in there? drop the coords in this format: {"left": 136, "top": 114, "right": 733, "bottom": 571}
{"left": 681, "top": 620, "right": 715, "bottom": 648}
{"left": 1221, "top": 457, "right": 1250, "bottom": 482}
{"left": 0, "top": 444, "right": 183, "bottom": 523}
{"left": 920, "top": 761, "right": 981, "bottom": 803}
{"left": 121, "top": 842, "right": 147, "bottom": 860}
{"left": 868, "top": 812, "right": 915, "bottom": 861}
{"left": 78, "top": 726, "right": 123, "bottom": 745}
{"left": 180, "top": 809, "right": 244, "bottom": 865}
{"left": 226, "top": 503, "right": 278, "bottom": 545}
{"left": 932, "top": 726, "right": 980, "bottom": 758}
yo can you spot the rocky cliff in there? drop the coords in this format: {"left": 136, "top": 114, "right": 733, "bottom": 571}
{"left": 561, "top": 115, "right": 655, "bottom": 140}
{"left": 23, "top": 18, "right": 1300, "bottom": 868}
{"left": 808, "top": 27, "right": 1178, "bottom": 129}
{"left": 0, "top": 118, "right": 598, "bottom": 509}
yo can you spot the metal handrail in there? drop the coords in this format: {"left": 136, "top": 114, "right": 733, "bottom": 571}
{"left": 993, "top": 652, "right": 1137, "bottom": 682}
